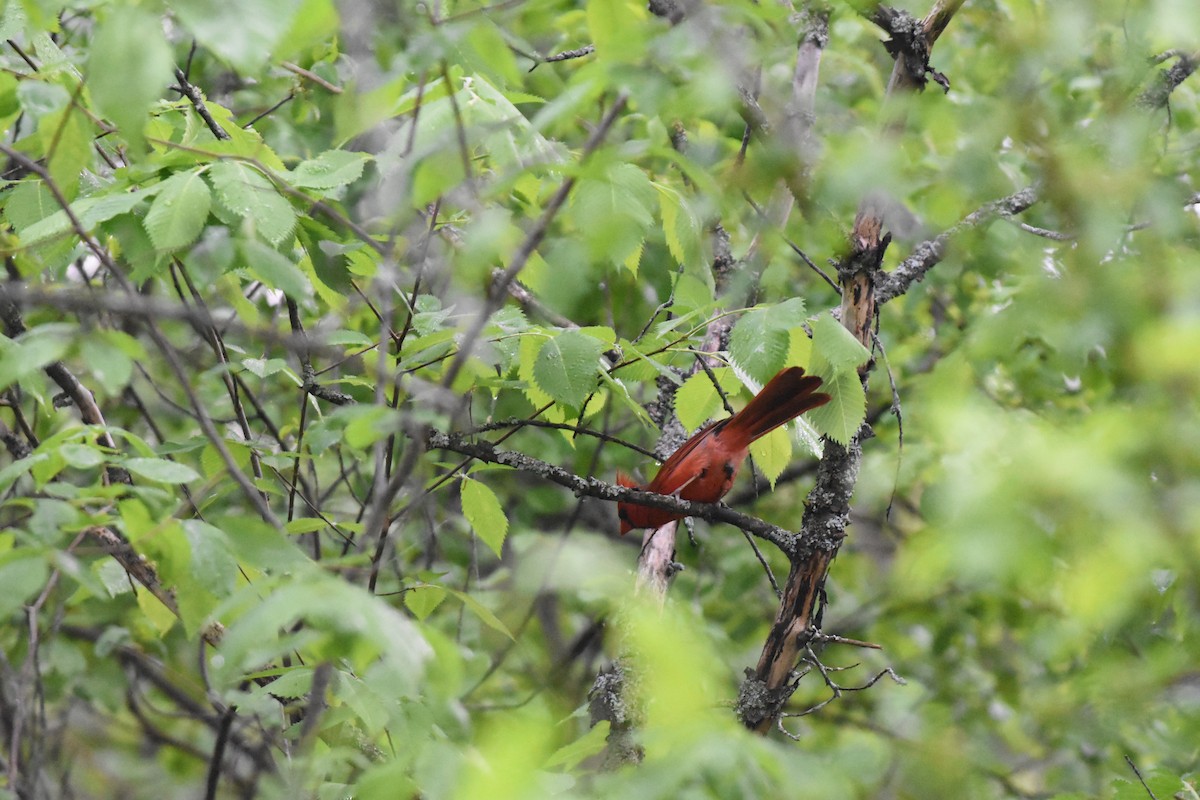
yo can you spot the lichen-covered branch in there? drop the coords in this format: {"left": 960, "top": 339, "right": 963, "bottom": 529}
{"left": 876, "top": 187, "right": 1040, "bottom": 303}
{"left": 426, "top": 430, "right": 802, "bottom": 555}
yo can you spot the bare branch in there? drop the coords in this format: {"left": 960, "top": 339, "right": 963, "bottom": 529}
{"left": 173, "top": 67, "right": 231, "bottom": 141}
{"left": 1138, "top": 49, "right": 1200, "bottom": 109}
{"left": 876, "top": 187, "right": 1040, "bottom": 303}
{"left": 426, "top": 430, "right": 803, "bottom": 555}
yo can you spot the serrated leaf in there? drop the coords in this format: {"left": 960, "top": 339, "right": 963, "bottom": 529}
{"left": 254, "top": 667, "right": 314, "bottom": 699}
{"left": 174, "top": 0, "right": 304, "bottom": 74}
{"left": 656, "top": 183, "right": 703, "bottom": 268}
{"left": 0, "top": 454, "right": 46, "bottom": 496}
{"left": 611, "top": 338, "right": 663, "bottom": 383}
{"left": 412, "top": 148, "right": 467, "bottom": 209}
{"left": 674, "top": 371, "right": 725, "bottom": 432}
{"left": 4, "top": 181, "right": 59, "bottom": 232}
{"left": 622, "top": 239, "right": 643, "bottom": 274}
{"left": 208, "top": 161, "right": 296, "bottom": 245}
{"left": 545, "top": 721, "right": 611, "bottom": 770}
{"left": 587, "top": 0, "right": 645, "bottom": 64}
{"left": 241, "top": 357, "right": 301, "bottom": 383}
{"left": 123, "top": 457, "right": 200, "bottom": 484}
{"left": 81, "top": 332, "right": 138, "bottom": 397}
{"left": 284, "top": 518, "right": 327, "bottom": 534}
{"left": 88, "top": 6, "right": 172, "bottom": 153}
{"left": 404, "top": 585, "right": 447, "bottom": 620}
{"left": 578, "top": 326, "right": 617, "bottom": 346}
{"left": 674, "top": 274, "right": 715, "bottom": 314}
{"left": 0, "top": 329, "right": 70, "bottom": 391}
{"left": 41, "top": 108, "right": 91, "bottom": 201}
{"left": 461, "top": 478, "right": 508, "bottom": 557}
{"left": 532, "top": 330, "right": 604, "bottom": 409}
{"left": 343, "top": 406, "right": 402, "bottom": 450}
{"left": 572, "top": 162, "right": 656, "bottom": 269}
{"left": 239, "top": 238, "right": 312, "bottom": 298}
{"left": 748, "top": 426, "right": 791, "bottom": 489}
{"left": 216, "top": 513, "right": 311, "bottom": 571}
{"left": 729, "top": 309, "right": 788, "bottom": 380}
{"left": 181, "top": 520, "right": 238, "bottom": 597}
{"left": 786, "top": 326, "right": 814, "bottom": 368}
{"left": 805, "top": 366, "right": 866, "bottom": 446}
{"left": 447, "top": 588, "right": 514, "bottom": 640}
{"left": 144, "top": 170, "right": 212, "bottom": 251}
{"left": 766, "top": 297, "right": 808, "bottom": 329}
{"left": 136, "top": 588, "right": 177, "bottom": 635}
{"left": 289, "top": 149, "right": 371, "bottom": 190}
{"left": 0, "top": 550, "right": 50, "bottom": 619}
{"left": 15, "top": 187, "right": 150, "bottom": 247}
{"left": 811, "top": 311, "right": 870, "bottom": 371}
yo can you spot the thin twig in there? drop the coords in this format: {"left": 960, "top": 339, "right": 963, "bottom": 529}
{"left": 173, "top": 68, "right": 231, "bottom": 141}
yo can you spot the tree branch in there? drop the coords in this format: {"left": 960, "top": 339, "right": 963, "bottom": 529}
{"left": 875, "top": 187, "right": 1040, "bottom": 303}
{"left": 426, "top": 430, "right": 803, "bottom": 555}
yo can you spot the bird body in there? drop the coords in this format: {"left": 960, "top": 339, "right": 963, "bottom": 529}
{"left": 617, "top": 367, "right": 830, "bottom": 534}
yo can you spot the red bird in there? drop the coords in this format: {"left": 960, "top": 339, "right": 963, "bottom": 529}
{"left": 617, "top": 366, "right": 830, "bottom": 534}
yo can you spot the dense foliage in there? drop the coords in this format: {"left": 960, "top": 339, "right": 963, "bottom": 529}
{"left": 0, "top": 0, "right": 1197, "bottom": 797}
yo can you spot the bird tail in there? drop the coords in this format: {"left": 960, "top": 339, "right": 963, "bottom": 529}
{"left": 616, "top": 471, "right": 640, "bottom": 535}
{"left": 722, "top": 367, "right": 830, "bottom": 446}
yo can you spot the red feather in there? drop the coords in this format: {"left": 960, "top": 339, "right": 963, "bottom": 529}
{"left": 617, "top": 367, "right": 829, "bottom": 534}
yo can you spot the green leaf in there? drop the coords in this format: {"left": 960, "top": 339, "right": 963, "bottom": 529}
{"left": 238, "top": 238, "right": 312, "bottom": 298}
{"left": 208, "top": 161, "right": 297, "bottom": 245}
{"left": 284, "top": 518, "right": 326, "bottom": 535}
{"left": 0, "top": 549, "right": 49, "bottom": 618}
{"left": 174, "top": 0, "right": 305, "bottom": 74}
{"left": 213, "top": 572, "right": 429, "bottom": 689}
{"left": 532, "top": 330, "right": 604, "bottom": 409}
{"left": 748, "top": 425, "right": 791, "bottom": 489}
{"left": 412, "top": 148, "right": 467, "bottom": 209}
{"left": 766, "top": 298, "right": 808, "bottom": 328}
{"left": 58, "top": 442, "right": 105, "bottom": 469}
{"left": 275, "top": 0, "right": 339, "bottom": 60}
{"left": 571, "top": 162, "right": 656, "bottom": 270}
{"left": 729, "top": 310, "right": 788, "bottom": 380}
{"left": 80, "top": 331, "right": 141, "bottom": 398}
{"left": 805, "top": 365, "right": 865, "bottom": 447}
{"left": 216, "top": 514, "right": 310, "bottom": 572}
{"left": 87, "top": 6, "right": 172, "bottom": 152}
{"left": 587, "top": 0, "right": 646, "bottom": 64}
{"left": 241, "top": 357, "right": 301, "bottom": 383}
{"left": 181, "top": 521, "right": 238, "bottom": 597}
{"left": 674, "top": 369, "right": 731, "bottom": 432}
{"left": 518, "top": 334, "right": 556, "bottom": 409}
{"left": 137, "top": 588, "right": 178, "bottom": 635}
{"left": 123, "top": 457, "right": 200, "bottom": 484}
{"left": 342, "top": 405, "right": 402, "bottom": 450}
{"left": 545, "top": 720, "right": 611, "bottom": 770}
{"left": 143, "top": 170, "right": 212, "bottom": 251}
{"left": 404, "top": 584, "right": 448, "bottom": 621}
{"left": 15, "top": 187, "right": 151, "bottom": 248}
{"left": 40, "top": 108, "right": 91, "bottom": 201}
{"left": 251, "top": 667, "right": 315, "bottom": 700}
{"left": 4, "top": 180, "right": 59, "bottom": 232}
{"left": 461, "top": 478, "right": 509, "bottom": 557}
{"left": 0, "top": 453, "right": 48, "bottom": 495}
{"left": 811, "top": 311, "right": 870, "bottom": 372}
{"left": 656, "top": 183, "right": 703, "bottom": 268}
{"left": 0, "top": 327, "right": 70, "bottom": 391}
{"left": 288, "top": 149, "right": 371, "bottom": 190}
{"left": 447, "top": 588, "right": 514, "bottom": 640}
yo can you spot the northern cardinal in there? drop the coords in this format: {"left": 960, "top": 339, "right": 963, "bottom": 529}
{"left": 617, "top": 366, "right": 830, "bottom": 534}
